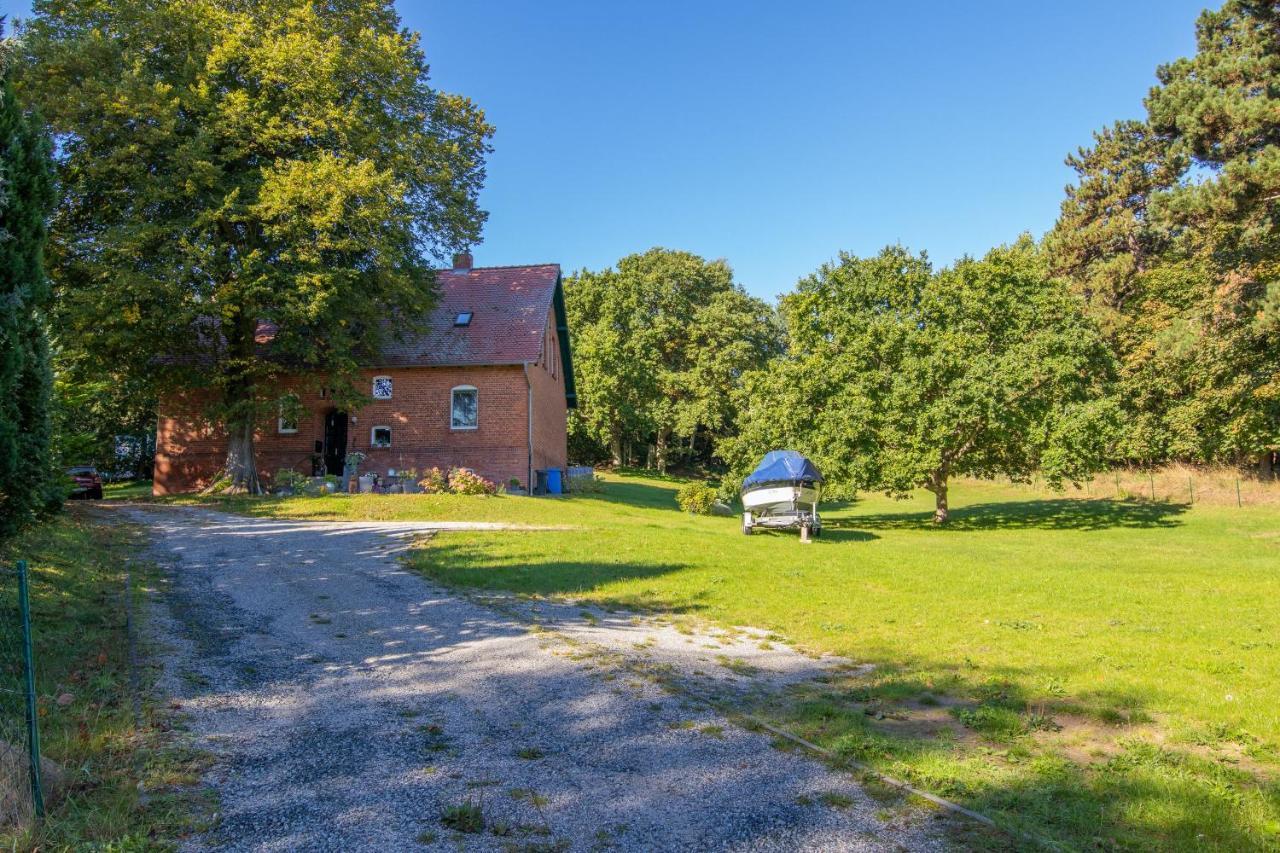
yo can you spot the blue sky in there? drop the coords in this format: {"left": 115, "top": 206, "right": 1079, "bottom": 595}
{"left": 3, "top": 1, "right": 1209, "bottom": 298}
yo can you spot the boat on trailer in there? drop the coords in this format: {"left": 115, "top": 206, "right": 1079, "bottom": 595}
{"left": 740, "top": 450, "right": 823, "bottom": 537}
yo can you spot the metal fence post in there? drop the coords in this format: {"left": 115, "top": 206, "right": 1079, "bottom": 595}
{"left": 17, "top": 560, "right": 44, "bottom": 819}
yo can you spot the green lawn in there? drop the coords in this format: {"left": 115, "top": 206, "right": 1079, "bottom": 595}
{"left": 172, "top": 473, "right": 1280, "bottom": 849}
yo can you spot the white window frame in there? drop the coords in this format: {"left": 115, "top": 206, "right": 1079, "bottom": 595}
{"left": 372, "top": 375, "right": 393, "bottom": 400}
{"left": 370, "top": 425, "right": 392, "bottom": 448}
{"left": 278, "top": 400, "right": 299, "bottom": 434}
{"left": 450, "top": 385, "right": 479, "bottom": 430}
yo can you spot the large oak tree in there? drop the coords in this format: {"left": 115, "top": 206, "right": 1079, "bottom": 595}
{"left": 17, "top": 0, "right": 492, "bottom": 491}
{"left": 726, "top": 241, "right": 1117, "bottom": 523}
{"left": 565, "top": 248, "right": 779, "bottom": 473}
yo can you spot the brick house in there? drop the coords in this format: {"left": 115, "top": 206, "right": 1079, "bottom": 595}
{"left": 152, "top": 256, "right": 576, "bottom": 494}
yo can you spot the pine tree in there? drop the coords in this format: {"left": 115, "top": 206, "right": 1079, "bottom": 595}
{"left": 0, "top": 22, "right": 57, "bottom": 536}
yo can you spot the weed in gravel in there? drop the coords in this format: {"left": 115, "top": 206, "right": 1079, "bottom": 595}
{"left": 699, "top": 724, "right": 725, "bottom": 738}
{"left": 418, "top": 723, "right": 451, "bottom": 752}
{"left": 440, "top": 798, "right": 485, "bottom": 833}
{"left": 715, "top": 655, "right": 760, "bottom": 677}
{"left": 818, "top": 791, "right": 855, "bottom": 809}
{"left": 795, "top": 794, "right": 814, "bottom": 806}
{"left": 516, "top": 746, "right": 545, "bottom": 760}
{"left": 508, "top": 788, "right": 549, "bottom": 808}
{"left": 416, "top": 830, "right": 438, "bottom": 844}
{"left": 667, "top": 720, "right": 695, "bottom": 730}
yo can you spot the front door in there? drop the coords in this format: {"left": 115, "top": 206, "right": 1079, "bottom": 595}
{"left": 323, "top": 410, "right": 348, "bottom": 476}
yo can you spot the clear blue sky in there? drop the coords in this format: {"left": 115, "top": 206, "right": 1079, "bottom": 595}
{"left": 2, "top": 1, "right": 1210, "bottom": 299}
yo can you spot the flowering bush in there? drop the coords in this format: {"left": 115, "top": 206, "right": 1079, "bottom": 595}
{"left": 448, "top": 467, "right": 498, "bottom": 496}
{"left": 676, "top": 481, "right": 718, "bottom": 515}
{"left": 417, "top": 467, "right": 448, "bottom": 493}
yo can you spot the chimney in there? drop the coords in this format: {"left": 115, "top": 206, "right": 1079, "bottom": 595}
{"left": 452, "top": 251, "right": 473, "bottom": 271}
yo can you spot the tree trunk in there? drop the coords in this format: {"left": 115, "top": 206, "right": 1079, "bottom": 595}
{"left": 655, "top": 428, "right": 671, "bottom": 475}
{"left": 218, "top": 312, "right": 263, "bottom": 495}
{"left": 223, "top": 414, "right": 262, "bottom": 494}
{"left": 609, "top": 430, "right": 623, "bottom": 468}
{"left": 926, "top": 473, "right": 949, "bottom": 524}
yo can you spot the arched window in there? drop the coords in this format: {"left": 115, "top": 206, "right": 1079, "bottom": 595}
{"left": 451, "top": 385, "right": 478, "bottom": 430}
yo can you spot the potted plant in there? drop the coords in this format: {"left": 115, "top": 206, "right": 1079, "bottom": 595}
{"left": 343, "top": 451, "right": 367, "bottom": 493}
{"left": 400, "top": 467, "right": 422, "bottom": 494}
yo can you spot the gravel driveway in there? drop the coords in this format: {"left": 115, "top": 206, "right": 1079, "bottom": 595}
{"left": 125, "top": 506, "right": 949, "bottom": 852}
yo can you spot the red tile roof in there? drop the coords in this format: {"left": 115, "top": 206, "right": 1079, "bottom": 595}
{"left": 379, "top": 263, "right": 562, "bottom": 367}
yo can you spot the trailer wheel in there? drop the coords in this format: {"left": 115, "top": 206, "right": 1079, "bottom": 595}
{"left": 742, "top": 520, "right": 753, "bottom": 535}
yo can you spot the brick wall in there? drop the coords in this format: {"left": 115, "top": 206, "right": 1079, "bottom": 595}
{"left": 154, "top": 355, "right": 570, "bottom": 494}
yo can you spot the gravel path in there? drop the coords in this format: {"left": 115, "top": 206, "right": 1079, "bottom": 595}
{"left": 125, "top": 506, "right": 949, "bottom": 852}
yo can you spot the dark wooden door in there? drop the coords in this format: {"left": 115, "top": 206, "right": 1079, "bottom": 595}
{"left": 323, "top": 410, "right": 348, "bottom": 476}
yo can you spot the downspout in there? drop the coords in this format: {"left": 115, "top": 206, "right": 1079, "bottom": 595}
{"left": 523, "top": 363, "right": 533, "bottom": 495}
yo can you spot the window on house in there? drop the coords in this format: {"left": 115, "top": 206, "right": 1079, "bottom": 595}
{"left": 278, "top": 395, "right": 299, "bottom": 434}
{"left": 451, "top": 386, "right": 478, "bottom": 430}
{"left": 372, "top": 375, "right": 393, "bottom": 399}
{"left": 454, "top": 311, "right": 473, "bottom": 327}
{"left": 370, "top": 426, "right": 392, "bottom": 448}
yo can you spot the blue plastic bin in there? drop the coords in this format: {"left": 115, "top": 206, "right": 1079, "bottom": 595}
{"left": 545, "top": 468, "right": 563, "bottom": 495}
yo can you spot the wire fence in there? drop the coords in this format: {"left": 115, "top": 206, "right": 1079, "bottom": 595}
{"left": 1, "top": 560, "right": 43, "bottom": 829}
{"left": 1002, "top": 465, "right": 1280, "bottom": 508}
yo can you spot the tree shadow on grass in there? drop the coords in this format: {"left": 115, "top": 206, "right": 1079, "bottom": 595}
{"left": 838, "top": 498, "right": 1190, "bottom": 532}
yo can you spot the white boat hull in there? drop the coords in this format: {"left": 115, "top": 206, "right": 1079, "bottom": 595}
{"left": 741, "top": 483, "right": 821, "bottom": 532}
{"left": 741, "top": 485, "right": 819, "bottom": 513}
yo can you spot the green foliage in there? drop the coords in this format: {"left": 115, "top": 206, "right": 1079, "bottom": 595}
{"left": 674, "top": 481, "right": 717, "bottom": 515}
{"left": 15, "top": 0, "right": 493, "bottom": 491}
{"left": 564, "top": 248, "right": 780, "bottom": 472}
{"left": 727, "top": 240, "right": 1117, "bottom": 521}
{"left": 0, "top": 34, "right": 58, "bottom": 537}
{"left": 269, "top": 468, "right": 308, "bottom": 494}
{"left": 1048, "top": 1, "right": 1280, "bottom": 468}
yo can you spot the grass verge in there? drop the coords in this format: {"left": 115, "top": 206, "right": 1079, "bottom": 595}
{"left": 0, "top": 507, "right": 210, "bottom": 850}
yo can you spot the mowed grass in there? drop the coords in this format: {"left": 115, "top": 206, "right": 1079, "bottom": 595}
{"left": 171, "top": 473, "right": 1280, "bottom": 849}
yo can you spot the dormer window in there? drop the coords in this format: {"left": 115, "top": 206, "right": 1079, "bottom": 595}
{"left": 372, "top": 375, "right": 392, "bottom": 399}
{"left": 454, "top": 311, "right": 473, "bottom": 327}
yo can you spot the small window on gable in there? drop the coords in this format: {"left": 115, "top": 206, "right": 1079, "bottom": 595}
{"left": 451, "top": 386, "right": 478, "bottom": 430}
{"left": 372, "top": 375, "right": 393, "bottom": 399}
{"left": 370, "top": 426, "right": 392, "bottom": 448}
{"left": 454, "top": 311, "right": 473, "bottom": 327}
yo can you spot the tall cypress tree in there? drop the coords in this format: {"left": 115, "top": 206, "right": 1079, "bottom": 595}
{"left": 0, "top": 22, "right": 57, "bottom": 537}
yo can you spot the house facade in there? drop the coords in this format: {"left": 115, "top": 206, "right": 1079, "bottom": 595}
{"left": 152, "top": 257, "right": 576, "bottom": 494}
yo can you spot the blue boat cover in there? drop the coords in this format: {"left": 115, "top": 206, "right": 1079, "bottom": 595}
{"left": 742, "top": 450, "right": 824, "bottom": 489}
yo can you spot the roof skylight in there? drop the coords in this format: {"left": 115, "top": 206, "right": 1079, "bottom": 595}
{"left": 454, "top": 311, "right": 473, "bottom": 327}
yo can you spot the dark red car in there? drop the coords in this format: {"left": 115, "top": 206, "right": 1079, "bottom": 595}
{"left": 67, "top": 466, "right": 104, "bottom": 499}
